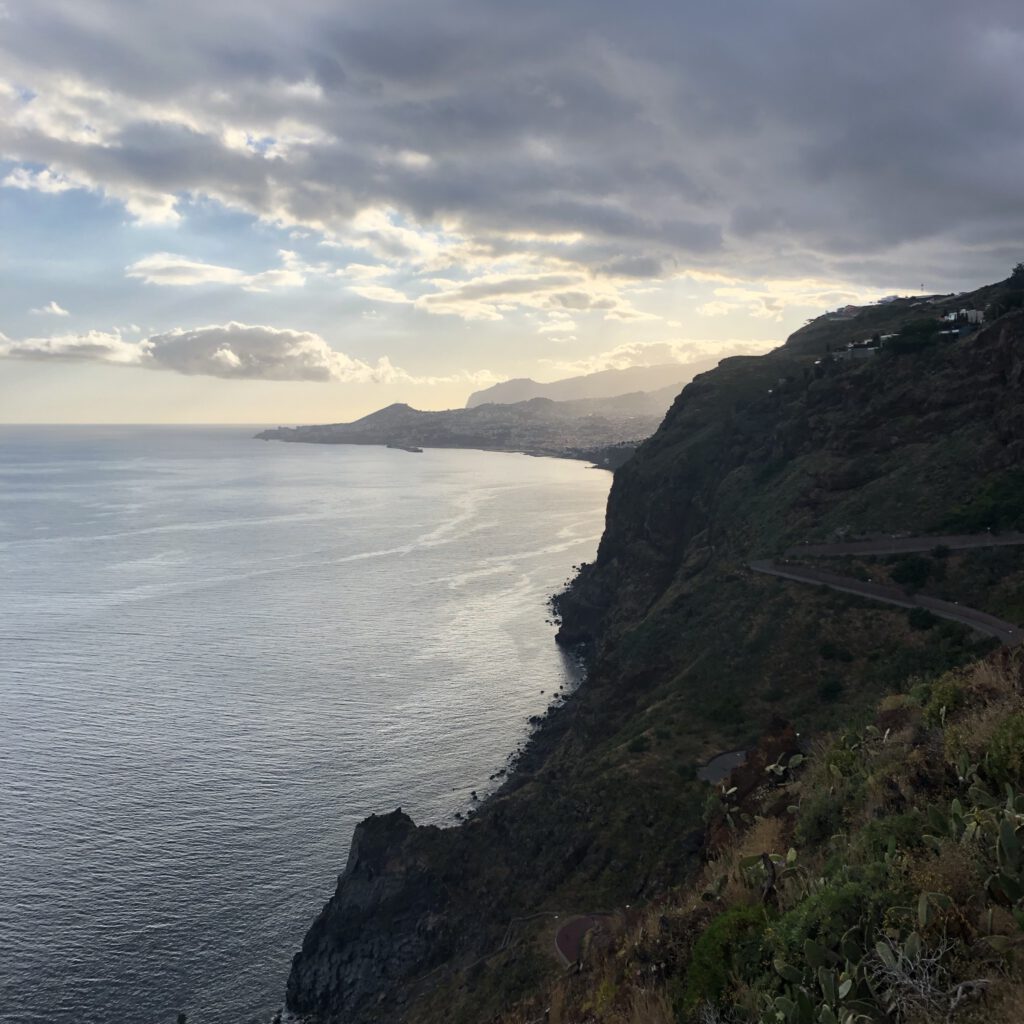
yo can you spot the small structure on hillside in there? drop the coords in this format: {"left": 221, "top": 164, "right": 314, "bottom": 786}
{"left": 835, "top": 336, "right": 884, "bottom": 361}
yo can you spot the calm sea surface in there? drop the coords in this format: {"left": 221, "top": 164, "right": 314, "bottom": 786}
{"left": 0, "top": 427, "right": 611, "bottom": 1024}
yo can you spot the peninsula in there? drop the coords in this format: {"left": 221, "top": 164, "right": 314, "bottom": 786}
{"left": 256, "top": 389, "right": 680, "bottom": 469}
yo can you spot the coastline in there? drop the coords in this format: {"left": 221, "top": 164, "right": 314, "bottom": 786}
{"left": 279, "top": 477, "right": 611, "bottom": 1022}
{"left": 257, "top": 434, "right": 637, "bottom": 471}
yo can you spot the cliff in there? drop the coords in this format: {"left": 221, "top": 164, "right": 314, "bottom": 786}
{"left": 285, "top": 274, "right": 1024, "bottom": 1022}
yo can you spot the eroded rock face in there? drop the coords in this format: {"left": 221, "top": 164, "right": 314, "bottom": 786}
{"left": 286, "top": 810, "right": 456, "bottom": 1020}
{"left": 558, "top": 310, "right": 1024, "bottom": 652}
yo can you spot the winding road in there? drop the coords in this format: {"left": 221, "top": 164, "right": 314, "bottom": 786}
{"left": 749, "top": 560, "right": 1022, "bottom": 646}
{"left": 545, "top": 536, "right": 1024, "bottom": 974}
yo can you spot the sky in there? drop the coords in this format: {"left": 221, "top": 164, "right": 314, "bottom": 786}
{"left": 1, "top": 1, "right": 1022, "bottom": 423}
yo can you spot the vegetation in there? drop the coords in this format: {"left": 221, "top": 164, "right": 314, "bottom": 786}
{"left": 944, "top": 472, "right": 1024, "bottom": 533}
{"left": 498, "top": 650, "right": 1024, "bottom": 1023}
{"left": 887, "top": 318, "right": 941, "bottom": 353}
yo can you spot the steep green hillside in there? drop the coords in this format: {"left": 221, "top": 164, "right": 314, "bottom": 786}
{"left": 284, "top": 272, "right": 1024, "bottom": 1024}
{"left": 495, "top": 648, "right": 1024, "bottom": 1024}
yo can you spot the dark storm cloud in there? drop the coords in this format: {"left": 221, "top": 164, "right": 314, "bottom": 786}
{"left": 2, "top": 0, "right": 1023, "bottom": 285}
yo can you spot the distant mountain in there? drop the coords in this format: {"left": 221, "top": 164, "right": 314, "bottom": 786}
{"left": 465, "top": 359, "right": 720, "bottom": 408}
{"left": 255, "top": 390, "right": 678, "bottom": 468}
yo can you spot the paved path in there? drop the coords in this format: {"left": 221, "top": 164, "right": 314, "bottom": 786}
{"left": 749, "top": 560, "right": 1022, "bottom": 646}
{"left": 698, "top": 749, "right": 747, "bottom": 783}
{"left": 786, "top": 532, "right": 1024, "bottom": 559}
{"left": 554, "top": 914, "right": 607, "bottom": 966}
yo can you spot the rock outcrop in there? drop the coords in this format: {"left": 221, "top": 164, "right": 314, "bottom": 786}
{"left": 286, "top": 811, "right": 456, "bottom": 1019}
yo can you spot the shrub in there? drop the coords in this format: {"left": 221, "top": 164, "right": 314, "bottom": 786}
{"left": 769, "top": 880, "right": 876, "bottom": 964}
{"left": 682, "top": 904, "right": 768, "bottom": 1007}
{"left": 908, "top": 607, "right": 938, "bottom": 631}
{"left": 923, "top": 677, "right": 965, "bottom": 726}
{"left": 820, "top": 641, "right": 853, "bottom": 662}
{"left": 887, "top": 319, "right": 940, "bottom": 353}
{"left": 818, "top": 677, "right": 844, "bottom": 703}
{"left": 795, "top": 790, "right": 844, "bottom": 846}
{"left": 627, "top": 735, "right": 651, "bottom": 754}
{"left": 944, "top": 471, "right": 1024, "bottom": 532}
{"left": 984, "top": 712, "right": 1024, "bottom": 786}
{"left": 854, "top": 812, "right": 926, "bottom": 860}
{"left": 891, "top": 555, "right": 932, "bottom": 591}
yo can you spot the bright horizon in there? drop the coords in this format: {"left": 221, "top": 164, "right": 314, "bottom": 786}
{"left": 2, "top": 2, "right": 1022, "bottom": 423}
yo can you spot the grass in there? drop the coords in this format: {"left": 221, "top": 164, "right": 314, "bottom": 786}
{"left": 492, "top": 647, "right": 1024, "bottom": 1024}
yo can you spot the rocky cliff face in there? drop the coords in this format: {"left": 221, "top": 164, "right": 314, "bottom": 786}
{"left": 285, "top": 811, "right": 456, "bottom": 1019}
{"left": 558, "top": 308, "right": 1024, "bottom": 651}
{"left": 285, "top": 294, "right": 1024, "bottom": 1023}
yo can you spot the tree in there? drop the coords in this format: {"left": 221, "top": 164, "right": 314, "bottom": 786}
{"left": 1011, "top": 262, "right": 1024, "bottom": 285}
{"left": 891, "top": 555, "right": 932, "bottom": 591}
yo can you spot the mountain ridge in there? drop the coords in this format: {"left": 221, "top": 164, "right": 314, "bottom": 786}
{"left": 465, "top": 359, "right": 721, "bottom": 408}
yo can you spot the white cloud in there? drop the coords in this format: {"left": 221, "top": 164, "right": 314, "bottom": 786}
{"left": 125, "top": 252, "right": 305, "bottom": 291}
{"left": 409, "top": 266, "right": 654, "bottom": 323}
{"left": 342, "top": 263, "right": 394, "bottom": 280}
{"left": 536, "top": 311, "right": 577, "bottom": 334}
{"left": 30, "top": 300, "right": 70, "bottom": 316}
{"left": 0, "top": 329, "right": 145, "bottom": 364}
{"left": 123, "top": 192, "right": 181, "bottom": 226}
{"left": 0, "top": 321, "right": 499, "bottom": 386}
{"left": 348, "top": 283, "right": 414, "bottom": 304}
{"left": 143, "top": 323, "right": 387, "bottom": 381}
{"left": 3, "top": 167, "right": 81, "bottom": 194}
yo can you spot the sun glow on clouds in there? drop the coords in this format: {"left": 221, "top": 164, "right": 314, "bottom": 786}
{"left": 0, "top": 322, "right": 500, "bottom": 387}
{"left": 542, "top": 337, "right": 777, "bottom": 376}
{"left": 126, "top": 252, "right": 306, "bottom": 292}
{"left": 2, "top": 1, "right": 1022, "bottom": 421}
{"left": 692, "top": 274, "right": 891, "bottom": 322}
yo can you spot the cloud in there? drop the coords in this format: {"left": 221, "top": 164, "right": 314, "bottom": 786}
{"left": 347, "top": 283, "right": 414, "bottom": 304}
{"left": 0, "top": 329, "right": 145, "bottom": 364}
{"left": 143, "top": 324, "right": 393, "bottom": 381}
{"left": 3, "top": 166, "right": 80, "bottom": 193}
{"left": 693, "top": 276, "right": 890, "bottom": 322}
{"left": 30, "top": 300, "right": 69, "bottom": 316}
{"left": 541, "top": 337, "right": 777, "bottom": 376}
{"left": 0, "top": 321, "right": 499, "bottom": 386}
{"left": 125, "top": 251, "right": 305, "bottom": 291}
{"left": 1, "top": 0, "right": 1021, "bottom": 296}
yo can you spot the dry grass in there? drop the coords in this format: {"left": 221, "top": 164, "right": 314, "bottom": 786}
{"left": 910, "top": 839, "right": 982, "bottom": 907}
{"left": 980, "top": 975, "right": 1024, "bottom": 1023}
{"left": 945, "top": 695, "right": 1024, "bottom": 765}
{"left": 964, "top": 653, "right": 1021, "bottom": 699}
{"left": 625, "top": 990, "right": 674, "bottom": 1024}
{"left": 702, "top": 815, "right": 788, "bottom": 906}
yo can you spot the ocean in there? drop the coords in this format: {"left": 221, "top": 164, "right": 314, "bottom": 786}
{"left": 0, "top": 426, "right": 611, "bottom": 1024}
